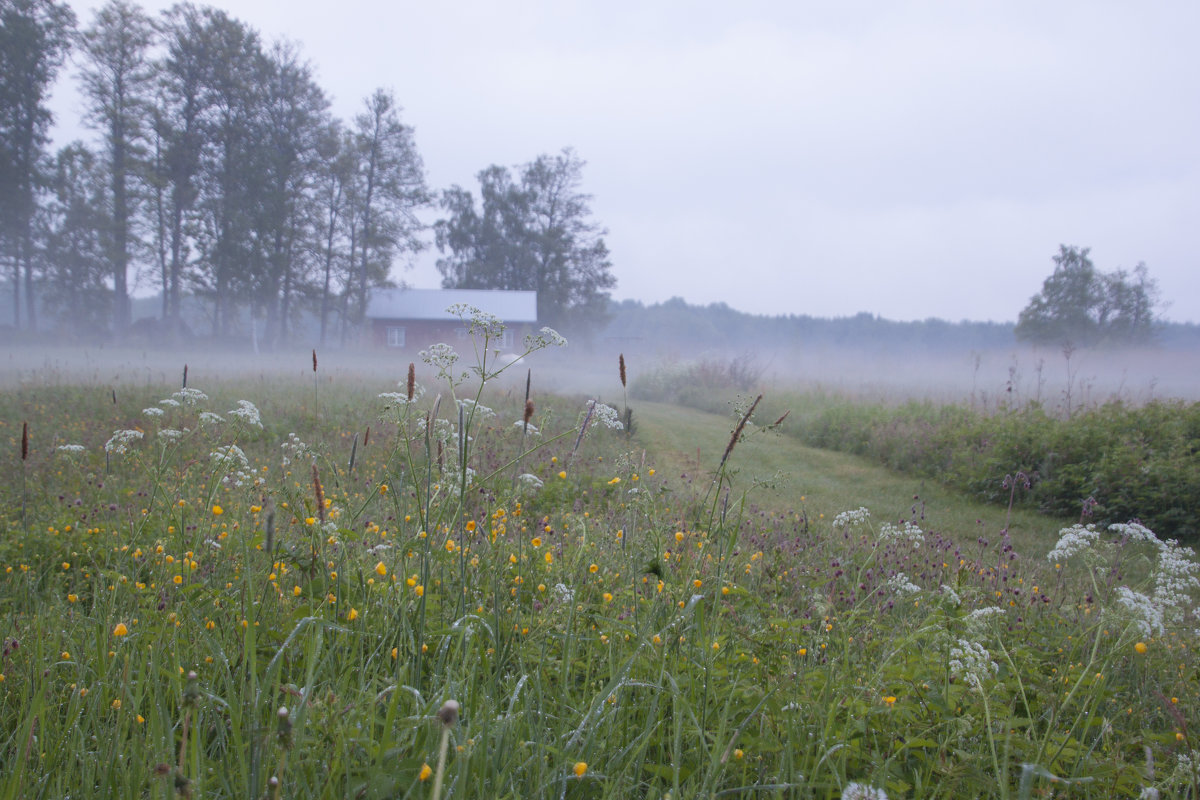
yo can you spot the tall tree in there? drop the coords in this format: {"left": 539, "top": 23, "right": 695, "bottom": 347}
{"left": 0, "top": 0, "right": 75, "bottom": 331}
{"left": 39, "top": 142, "right": 112, "bottom": 336}
{"left": 154, "top": 2, "right": 211, "bottom": 338}
{"left": 77, "top": 0, "right": 156, "bottom": 335}
{"left": 350, "top": 88, "right": 429, "bottom": 325}
{"left": 435, "top": 148, "right": 615, "bottom": 333}
{"left": 250, "top": 40, "right": 329, "bottom": 348}
{"left": 191, "top": 7, "right": 264, "bottom": 337}
{"left": 1016, "top": 245, "right": 1161, "bottom": 346}
{"left": 312, "top": 122, "right": 356, "bottom": 344}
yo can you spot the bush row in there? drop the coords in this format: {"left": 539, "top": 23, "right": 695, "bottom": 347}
{"left": 632, "top": 362, "right": 1200, "bottom": 540}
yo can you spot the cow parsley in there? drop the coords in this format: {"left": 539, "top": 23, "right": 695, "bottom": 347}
{"left": 105, "top": 429, "right": 143, "bottom": 455}
{"left": 833, "top": 507, "right": 871, "bottom": 529}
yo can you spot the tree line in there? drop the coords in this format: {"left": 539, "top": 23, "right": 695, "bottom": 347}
{"left": 0, "top": 0, "right": 614, "bottom": 345}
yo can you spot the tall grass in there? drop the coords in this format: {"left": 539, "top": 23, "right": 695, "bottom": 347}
{"left": 2, "top": 327, "right": 1199, "bottom": 798}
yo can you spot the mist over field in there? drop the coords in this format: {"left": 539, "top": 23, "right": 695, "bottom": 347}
{"left": 6, "top": 339, "right": 1200, "bottom": 409}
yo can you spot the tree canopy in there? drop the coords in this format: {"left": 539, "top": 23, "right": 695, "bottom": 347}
{"left": 1015, "top": 245, "right": 1160, "bottom": 347}
{"left": 434, "top": 149, "right": 615, "bottom": 335}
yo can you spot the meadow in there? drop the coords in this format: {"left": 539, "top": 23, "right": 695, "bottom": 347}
{"left": 1, "top": 316, "right": 1198, "bottom": 799}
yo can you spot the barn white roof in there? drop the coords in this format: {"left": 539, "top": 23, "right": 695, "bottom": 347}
{"left": 365, "top": 289, "right": 538, "bottom": 322}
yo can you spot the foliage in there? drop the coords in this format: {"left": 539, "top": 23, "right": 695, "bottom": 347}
{"left": 0, "top": 0, "right": 76, "bottom": 331}
{"left": 1016, "top": 245, "right": 1160, "bottom": 347}
{"left": 2, "top": 351, "right": 1199, "bottom": 797}
{"left": 435, "top": 148, "right": 615, "bottom": 336}
{"left": 635, "top": 362, "right": 1200, "bottom": 541}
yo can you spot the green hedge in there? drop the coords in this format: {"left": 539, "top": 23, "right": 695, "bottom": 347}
{"left": 632, "top": 364, "right": 1200, "bottom": 540}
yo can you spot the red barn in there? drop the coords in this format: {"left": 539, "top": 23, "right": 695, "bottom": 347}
{"left": 364, "top": 288, "right": 538, "bottom": 351}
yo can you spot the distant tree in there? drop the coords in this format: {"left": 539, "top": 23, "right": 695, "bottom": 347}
{"left": 249, "top": 40, "right": 329, "bottom": 347}
{"left": 349, "top": 88, "right": 429, "bottom": 325}
{"left": 39, "top": 142, "right": 112, "bottom": 336}
{"left": 0, "top": 0, "right": 76, "bottom": 331}
{"left": 435, "top": 148, "right": 615, "bottom": 334}
{"left": 1015, "top": 245, "right": 1160, "bottom": 346}
{"left": 312, "top": 122, "right": 356, "bottom": 344}
{"left": 77, "top": 0, "right": 157, "bottom": 335}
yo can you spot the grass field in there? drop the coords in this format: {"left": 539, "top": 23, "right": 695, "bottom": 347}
{"left": 1, "top": 328, "right": 1198, "bottom": 799}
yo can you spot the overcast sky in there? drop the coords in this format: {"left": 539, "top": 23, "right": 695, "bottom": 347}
{"left": 51, "top": 0, "right": 1200, "bottom": 323}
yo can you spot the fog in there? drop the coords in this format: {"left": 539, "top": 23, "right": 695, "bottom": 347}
{"left": 5, "top": 340, "right": 1199, "bottom": 413}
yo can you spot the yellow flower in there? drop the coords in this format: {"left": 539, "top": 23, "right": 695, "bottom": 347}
{"left": 68, "top": 594, "right": 78, "bottom": 603}
{"left": 391, "top": 647, "right": 398, "bottom": 660}
{"left": 733, "top": 748, "right": 744, "bottom": 760}
{"left": 544, "top": 552, "right": 553, "bottom": 564}
{"left": 173, "top": 575, "right": 183, "bottom": 585}
{"left": 558, "top": 471, "right": 567, "bottom": 479}
{"left": 293, "top": 585, "right": 302, "bottom": 596}
{"left": 418, "top": 763, "right": 433, "bottom": 781}
{"left": 589, "top": 563, "right": 599, "bottom": 574}
{"left": 112, "top": 623, "right": 129, "bottom": 637}
{"left": 136, "top": 714, "right": 144, "bottom": 724}
{"left": 347, "top": 608, "right": 359, "bottom": 621}
{"left": 374, "top": 561, "right": 387, "bottom": 577}
{"left": 531, "top": 537, "right": 542, "bottom": 547}
{"left": 603, "top": 592, "right": 613, "bottom": 603}
{"left": 212, "top": 505, "right": 223, "bottom": 516}
{"left": 1134, "top": 641, "right": 1148, "bottom": 654}
{"left": 693, "top": 579, "right": 703, "bottom": 589}
{"left": 465, "top": 520, "right": 477, "bottom": 532}
{"left": 573, "top": 762, "right": 587, "bottom": 777}
{"left": 415, "top": 585, "right": 424, "bottom": 597}
{"left": 883, "top": 696, "right": 897, "bottom": 707}
{"left": 675, "top": 531, "right": 684, "bottom": 542}
{"left": 111, "top": 698, "right": 122, "bottom": 709}
{"left": 379, "top": 484, "right": 388, "bottom": 495}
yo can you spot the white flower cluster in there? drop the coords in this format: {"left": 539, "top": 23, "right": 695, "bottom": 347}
{"left": 517, "top": 473, "right": 544, "bottom": 490}
{"left": 211, "top": 444, "right": 249, "bottom": 469}
{"left": 173, "top": 387, "right": 208, "bottom": 406}
{"left": 105, "top": 429, "right": 143, "bottom": 455}
{"left": 843, "top": 783, "right": 889, "bottom": 800}
{"left": 885, "top": 573, "right": 922, "bottom": 596}
{"left": 965, "top": 606, "right": 1007, "bottom": 634}
{"left": 211, "top": 444, "right": 254, "bottom": 487}
{"left": 56, "top": 444, "right": 86, "bottom": 454}
{"left": 143, "top": 407, "right": 165, "bottom": 418}
{"left": 199, "top": 411, "right": 224, "bottom": 426}
{"left": 228, "top": 400, "right": 262, "bottom": 428}
{"left": 939, "top": 584, "right": 962, "bottom": 607}
{"left": 949, "top": 638, "right": 998, "bottom": 691}
{"left": 552, "top": 583, "right": 575, "bottom": 603}
{"left": 1109, "top": 522, "right": 1158, "bottom": 544}
{"left": 514, "top": 420, "right": 541, "bottom": 436}
{"left": 1113, "top": 587, "right": 1165, "bottom": 637}
{"left": 1153, "top": 538, "right": 1200, "bottom": 624}
{"left": 281, "top": 432, "right": 309, "bottom": 467}
{"left": 1046, "top": 524, "right": 1101, "bottom": 562}
{"left": 833, "top": 507, "right": 871, "bottom": 529}
{"left": 524, "top": 326, "right": 567, "bottom": 350}
{"left": 159, "top": 428, "right": 185, "bottom": 442}
{"left": 458, "top": 398, "right": 496, "bottom": 420}
{"left": 159, "top": 398, "right": 181, "bottom": 408}
{"left": 879, "top": 521, "right": 924, "bottom": 548}
{"left": 447, "top": 303, "right": 506, "bottom": 337}
{"left": 421, "top": 342, "right": 460, "bottom": 372}
{"left": 590, "top": 401, "right": 624, "bottom": 431}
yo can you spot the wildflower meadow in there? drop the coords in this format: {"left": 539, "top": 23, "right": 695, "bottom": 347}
{"left": 2, "top": 309, "right": 1199, "bottom": 798}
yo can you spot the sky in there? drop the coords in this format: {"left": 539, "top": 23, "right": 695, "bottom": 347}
{"left": 49, "top": 0, "right": 1200, "bottom": 323}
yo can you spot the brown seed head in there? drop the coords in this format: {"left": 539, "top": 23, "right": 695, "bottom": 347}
{"left": 312, "top": 349, "right": 318, "bottom": 372}
{"left": 21, "top": 421, "right": 28, "bottom": 461}
{"left": 407, "top": 362, "right": 416, "bottom": 401}
{"left": 436, "top": 699, "right": 460, "bottom": 728}
{"left": 619, "top": 354, "right": 627, "bottom": 388}
{"left": 312, "top": 464, "right": 326, "bottom": 523}
{"left": 524, "top": 399, "right": 535, "bottom": 425}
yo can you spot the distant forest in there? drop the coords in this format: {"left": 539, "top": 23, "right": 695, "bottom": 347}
{"left": 599, "top": 298, "right": 1200, "bottom": 355}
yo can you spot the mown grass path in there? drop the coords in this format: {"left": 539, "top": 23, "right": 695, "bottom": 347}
{"left": 633, "top": 400, "right": 1070, "bottom": 556}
